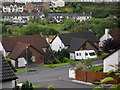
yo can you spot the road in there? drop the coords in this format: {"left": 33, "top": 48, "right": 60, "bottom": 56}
{"left": 16, "top": 65, "right": 97, "bottom": 89}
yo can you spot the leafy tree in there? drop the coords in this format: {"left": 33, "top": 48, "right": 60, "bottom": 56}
{"left": 62, "top": 18, "right": 76, "bottom": 31}
{"left": 2, "top": 24, "right": 8, "bottom": 33}
{"left": 102, "top": 39, "right": 120, "bottom": 53}
{"left": 4, "top": 21, "right": 13, "bottom": 25}
{"left": 57, "top": 49, "right": 69, "bottom": 62}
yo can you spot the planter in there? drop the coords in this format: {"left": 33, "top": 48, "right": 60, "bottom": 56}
{"left": 69, "top": 68, "right": 76, "bottom": 79}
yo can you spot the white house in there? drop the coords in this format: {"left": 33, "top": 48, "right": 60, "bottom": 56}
{"left": 99, "top": 29, "right": 120, "bottom": 50}
{"left": 50, "top": 31, "right": 99, "bottom": 52}
{"left": 2, "top": 2, "right": 25, "bottom": 13}
{"left": 103, "top": 48, "right": 120, "bottom": 72}
{"left": 48, "top": 13, "right": 92, "bottom": 23}
{"left": 51, "top": 0, "right": 65, "bottom": 7}
{"left": 2, "top": 13, "right": 43, "bottom": 25}
{"left": 99, "top": 29, "right": 112, "bottom": 49}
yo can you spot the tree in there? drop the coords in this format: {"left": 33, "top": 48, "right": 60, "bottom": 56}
{"left": 4, "top": 21, "right": 13, "bottom": 25}
{"left": 102, "top": 39, "right": 120, "bottom": 53}
{"left": 62, "top": 18, "right": 76, "bottom": 31}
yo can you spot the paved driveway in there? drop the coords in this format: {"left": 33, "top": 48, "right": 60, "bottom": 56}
{"left": 17, "top": 65, "right": 97, "bottom": 89}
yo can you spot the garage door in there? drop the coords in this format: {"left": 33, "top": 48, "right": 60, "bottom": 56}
{"left": 18, "top": 58, "right": 26, "bottom": 67}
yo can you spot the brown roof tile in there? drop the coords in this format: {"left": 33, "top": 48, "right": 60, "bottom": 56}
{"left": 7, "top": 42, "right": 32, "bottom": 60}
{"left": 109, "top": 29, "right": 120, "bottom": 41}
{"left": 2, "top": 35, "right": 49, "bottom": 54}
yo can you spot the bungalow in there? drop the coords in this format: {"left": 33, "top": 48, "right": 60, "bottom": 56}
{"left": 0, "top": 54, "right": 17, "bottom": 89}
{"left": 103, "top": 47, "right": 120, "bottom": 72}
{"left": 2, "top": 13, "right": 44, "bottom": 25}
{"left": 68, "top": 38, "right": 98, "bottom": 60}
{"left": 50, "top": 31, "right": 99, "bottom": 52}
{"left": 2, "top": 35, "right": 49, "bottom": 68}
{"left": 48, "top": 13, "right": 92, "bottom": 23}
{"left": 99, "top": 29, "right": 120, "bottom": 49}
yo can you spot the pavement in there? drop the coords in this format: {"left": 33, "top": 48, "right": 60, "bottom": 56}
{"left": 16, "top": 65, "right": 98, "bottom": 89}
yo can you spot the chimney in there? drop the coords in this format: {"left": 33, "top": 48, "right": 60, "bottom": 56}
{"left": 105, "top": 29, "right": 109, "bottom": 40}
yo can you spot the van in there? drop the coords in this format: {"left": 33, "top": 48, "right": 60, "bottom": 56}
{"left": 75, "top": 50, "right": 97, "bottom": 60}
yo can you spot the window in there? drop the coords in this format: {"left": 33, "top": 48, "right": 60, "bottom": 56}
{"left": 76, "top": 53, "right": 81, "bottom": 56}
{"left": 31, "top": 56, "right": 36, "bottom": 62}
{"left": 85, "top": 53, "right": 88, "bottom": 56}
{"left": 89, "top": 52, "right": 96, "bottom": 56}
{"left": 76, "top": 53, "right": 79, "bottom": 56}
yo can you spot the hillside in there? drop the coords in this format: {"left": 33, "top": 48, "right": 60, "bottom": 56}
{"left": 65, "top": 2, "right": 120, "bottom": 18}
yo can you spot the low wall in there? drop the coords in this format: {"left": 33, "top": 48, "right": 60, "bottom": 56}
{"left": 76, "top": 70, "right": 120, "bottom": 84}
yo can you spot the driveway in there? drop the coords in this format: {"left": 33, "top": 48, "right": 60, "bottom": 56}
{"left": 16, "top": 65, "right": 97, "bottom": 89}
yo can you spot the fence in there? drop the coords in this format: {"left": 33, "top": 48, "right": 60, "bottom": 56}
{"left": 76, "top": 70, "right": 120, "bottom": 84}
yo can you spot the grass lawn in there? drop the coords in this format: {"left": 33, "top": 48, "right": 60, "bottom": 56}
{"left": 16, "top": 69, "right": 36, "bottom": 72}
{"left": 38, "top": 60, "right": 84, "bottom": 68}
{"left": 39, "top": 63, "right": 69, "bottom": 68}
{"left": 33, "top": 85, "right": 42, "bottom": 88}
{"left": 86, "top": 66, "right": 103, "bottom": 72}
{"left": 16, "top": 69, "right": 26, "bottom": 73}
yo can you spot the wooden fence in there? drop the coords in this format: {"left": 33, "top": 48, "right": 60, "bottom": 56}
{"left": 76, "top": 70, "right": 120, "bottom": 84}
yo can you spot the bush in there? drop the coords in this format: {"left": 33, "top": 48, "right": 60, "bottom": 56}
{"left": 58, "top": 49, "right": 69, "bottom": 60}
{"left": 21, "top": 81, "right": 33, "bottom": 90}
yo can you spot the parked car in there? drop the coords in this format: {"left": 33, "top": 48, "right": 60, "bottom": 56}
{"left": 75, "top": 50, "right": 97, "bottom": 60}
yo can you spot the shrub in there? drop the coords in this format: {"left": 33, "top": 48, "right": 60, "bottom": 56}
{"left": 48, "top": 84, "right": 54, "bottom": 90}
{"left": 21, "top": 81, "right": 33, "bottom": 90}
{"left": 58, "top": 49, "right": 69, "bottom": 61}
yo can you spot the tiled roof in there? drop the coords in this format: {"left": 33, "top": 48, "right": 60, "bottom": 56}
{"left": 7, "top": 42, "right": 32, "bottom": 60}
{"left": 48, "top": 13, "right": 91, "bottom": 17}
{"left": 2, "top": 35, "right": 49, "bottom": 54}
{"left": 109, "top": 30, "right": 120, "bottom": 41}
{"left": 68, "top": 38, "right": 88, "bottom": 52}
{"left": 0, "top": 54, "right": 17, "bottom": 82}
{"left": 3, "top": 2, "right": 25, "bottom": 6}
{"left": 2, "top": 13, "right": 41, "bottom": 17}
{"left": 57, "top": 31, "right": 99, "bottom": 46}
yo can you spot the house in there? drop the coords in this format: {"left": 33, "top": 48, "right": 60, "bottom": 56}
{"left": 25, "top": 2, "right": 50, "bottom": 13}
{"left": 99, "top": 29, "right": 120, "bottom": 49}
{"left": 48, "top": 13, "right": 92, "bottom": 23}
{"left": 2, "top": 2, "right": 25, "bottom": 13}
{"left": 50, "top": 31, "right": 99, "bottom": 52}
{"left": 0, "top": 54, "right": 17, "bottom": 89}
{"left": 2, "top": 13, "right": 44, "bottom": 25}
{"left": 68, "top": 38, "right": 98, "bottom": 60}
{"left": 51, "top": 0, "right": 65, "bottom": 8}
{"left": 2, "top": 35, "right": 49, "bottom": 68}
{"left": 0, "top": 42, "right": 6, "bottom": 57}
{"left": 103, "top": 47, "right": 120, "bottom": 72}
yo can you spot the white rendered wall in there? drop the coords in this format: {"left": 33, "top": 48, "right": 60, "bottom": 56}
{"left": 103, "top": 50, "right": 119, "bottom": 72}
{"left": 2, "top": 80, "right": 15, "bottom": 89}
{"left": 18, "top": 58, "right": 26, "bottom": 67}
{"left": 70, "top": 53, "right": 75, "bottom": 60}
{"left": 99, "top": 29, "right": 112, "bottom": 48}
{"left": 50, "top": 36, "right": 66, "bottom": 52}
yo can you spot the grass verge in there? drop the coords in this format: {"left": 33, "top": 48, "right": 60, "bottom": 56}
{"left": 16, "top": 69, "right": 36, "bottom": 72}
{"left": 39, "top": 63, "right": 69, "bottom": 68}
{"left": 86, "top": 66, "right": 103, "bottom": 72}
{"left": 16, "top": 69, "right": 26, "bottom": 73}
{"left": 33, "top": 85, "right": 42, "bottom": 88}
